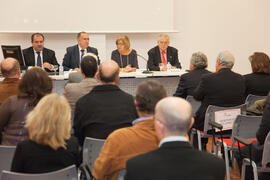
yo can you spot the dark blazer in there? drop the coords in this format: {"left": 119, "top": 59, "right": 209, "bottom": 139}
{"left": 22, "top": 47, "right": 59, "bottom": 70}
{"left": 256, "top": 100, "right": 270, "bottom": 145}
{"left": 111, "top": 49, "right": 138, "bottom": 68}
{"left": 62, "top": 45, "right": 100, "bottom": 71}
{"left": 11, "top": 137, "right": 80, "bottom": 173}
{"left": 125, "top": 141, "right": 225, "bottom": 180}
{"left": 193, "top": 68, "right": 245, "bottom": 130}
{"left": 174, "top": 68, "right": 212, "bottom": 98}
{"left": 244, "top": 72, "right": 270, "bottom": 97}
{"left": 147, "top": 46, "right": 181, "bottom": 71}
{"left": 73, "top": 84, "right": 138, "bottom": 145}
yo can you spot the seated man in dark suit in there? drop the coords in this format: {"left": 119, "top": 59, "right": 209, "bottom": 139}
{"left": 62, "top": 32, "right": 100, "bottom": 71}
{"left": 174, "top": 52, "right": 211, "bottom": 98}
{"left": 23, "top": 33, "right": 59, "bottom": 71}
{"left": 125, "top": 97, "right": 225, "bottom": 180}
{"left": 73, "top": 60, "right": 138, "bottom": 145}
{"left": 147, "top": 34, "right": 181, "bottom": 71}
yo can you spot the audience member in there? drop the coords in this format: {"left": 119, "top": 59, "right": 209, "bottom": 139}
{"left": 93, "top": 80, "right": 167, "bottom": 180}
{"left": 67, "top": 53, "right": 98, "bottom": 83}
{"left": 23, "top": 33, "right": 59, "bottom": 71}
{"left": 244, "top": 52, "right": 270, "bottom": 97}
{"left": 111, "top": 35, "right": 138, "bottom": 72}
{"left": 193, "top": 51, "right": 245, "bottom": 149}
{"left": 174, "top": 52, "right": 211, "bottom": 98}
{"left": 235, "top": 98, "right": 270, "bottom": 180}
{"left": 73, "top": 60, "right": 138, "bottom": 145}
{"left": 147, "top": 34, "right": 181, "bottom": 71}
{"left": 11, "top": 93, "right": 80, "bottom": 173}
{"left": 125, "top": 97, "right": 225, "bottom": 180}
{"left": 0, "top": 68, "right": 53, "bottom": 145}
{"left": 64, "top": 55, "right": 98, "bottom": 111}
{"left": 0, "top": 58, "right": 20, "bottom": 105}
{"left": 63, "top": 32, "right": 100, "bottom": 71}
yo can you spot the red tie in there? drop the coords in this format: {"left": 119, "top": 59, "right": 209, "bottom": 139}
{"left": 161, "top": 51, "right": 166, "bottom": 66}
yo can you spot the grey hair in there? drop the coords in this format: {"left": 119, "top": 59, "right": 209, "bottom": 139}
{"left": 158, "top": 34, "right": 170, "bottom": 42}
{"left": 83, "top": 52, "right": 98, "bottom": 62}
{"left": 217, "top": 51, "right": 235, "bottom": 68}
{"left": 190, "top": 52, "right": 208, "bottom": 69}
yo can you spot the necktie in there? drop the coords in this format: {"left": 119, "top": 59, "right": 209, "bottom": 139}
{"left": 81, "top": 49, "right": 85, "bottom": 60}
{"left": 37, "top": 52, "right": 42, "bottom": 67}
{"left": 161, "top": 51, "right": 166, "bottom": 66}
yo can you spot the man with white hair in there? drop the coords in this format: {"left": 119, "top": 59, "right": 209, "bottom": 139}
{"left": 125, "top": 97, "right": 225, "bottom": 180}
{"left": 147, "top": 34, "right": 181, "bottom": 71}
{"left": 174, "top": 52, "right": 211, "bottom": 98}
{"left": 193, "top": 51, "right": 245, "bottom": 148}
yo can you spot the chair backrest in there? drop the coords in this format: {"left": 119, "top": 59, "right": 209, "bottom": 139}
{"left": 262, "top": 132, "right": 270, "bottom": 168}
{"left": 231, "top": 115, "right": 262, "bottom": 149}
{"left": 0, "top": 165, "right": 77, "bottom": 180}
{"left": 186, "top": 95, "right": 201, "bottom": 116}
{"left": 245, "top": 94, "right": 266, "bottom": 108}
{"left": 203, "top": 104, "right": 247, "bottom": 133}
{"left": 0, "top": 146, "right": 16, "bottom": 173}
{"left": 117, "top": 169, "right": 126, "bottom": 180}
{"left": 82, "top": 137, "right": 105, "bottom": 170}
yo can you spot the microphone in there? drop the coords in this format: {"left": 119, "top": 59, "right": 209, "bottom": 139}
{"left": 137, "top": 53, "right": 153, "bottom": 74}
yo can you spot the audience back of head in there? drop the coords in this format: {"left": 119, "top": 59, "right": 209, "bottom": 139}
{"left": 249, "top": 52, "right": 270, "bottom": 74}
{"left": 217, "top": 51, "right": 235, "bottom": 69}
{"left": 1, "top": 58, "right": 20, "bottom": 78}
{"left": 98, "top": 60, "right": 120, "bottom": 83}
{"left": 80, "top": 55, "right": 98, "bottom": 78}
{"left": 190, "top": 52, "right": 208, "bottom": 70}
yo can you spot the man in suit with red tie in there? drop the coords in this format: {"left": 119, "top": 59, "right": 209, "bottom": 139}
{"left": 147, "top": 34, "right": 181, "bottom": 71}
{"left": 23, "top": 33, "right": 59, "bottom": 71}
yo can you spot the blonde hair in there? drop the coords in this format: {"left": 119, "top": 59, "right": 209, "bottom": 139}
{"left": 25, "top": 93, "right": 71, "bottom": 150}
{"left": 116, "top": 35, "right": 130, "bottom": 50}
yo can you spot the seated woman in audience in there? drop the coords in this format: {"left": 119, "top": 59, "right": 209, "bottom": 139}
{"left": 11, "top": 93, "right": 80, "bottom": 173}
{"left": 111, "top": 35, "right": 138, "bottom": 72}
{"left": 0, "top": 67, "right": 52, "bottom": 145}
{"left": 244, "top": 52, "right": 270, "bottom": 97}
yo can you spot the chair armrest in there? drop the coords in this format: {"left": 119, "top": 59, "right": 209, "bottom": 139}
{"left": 234, "top": 136, "right": 252, "bottom": 146}
{"left": 208, "top": 121, "right": 223, "bottom": 130}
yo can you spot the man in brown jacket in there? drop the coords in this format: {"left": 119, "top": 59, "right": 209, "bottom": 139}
{"left": 92, "top": 80, "right": 167, "bottom": 180}
{"left": 0, "top": 58, "right": 20, "bottom": 105}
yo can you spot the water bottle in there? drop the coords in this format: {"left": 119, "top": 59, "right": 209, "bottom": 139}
{"left": 167, "top": 62, "right": 171, "bottom": 71}
{"left": 59, "top": 65, "right": 64, "bottom": 75}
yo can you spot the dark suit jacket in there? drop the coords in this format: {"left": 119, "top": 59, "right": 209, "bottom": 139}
{"left": 256, "top": 100, "right": 270, "bottom": 145}
{"left": 111, "top": 49, "right": 138, "bottom": 68}
{"left": 174, "top": 68, "right": 211, "bottom": 98}
{"left": 125, "top": 141, "right": 225, "bottom": 180}
{"left": 73, "top": 84, "right": 138, "bottom": 145}
{"left": 244, "top": 72, "right": 270, "bottom": 97}
{"left": 22, "top": 47, "right": 59, "bottom": 70}
{"left": 147, "top": 46, "right": 181, "bottom": 71}
{"left": 62, "top": 45, "right": 99, "bottom": 71}
{"left": 193, "top": 68, "right": 245, "bottom": 130}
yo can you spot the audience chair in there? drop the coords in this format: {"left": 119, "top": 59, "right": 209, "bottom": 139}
{"left": 186, "top": 95, "right": 201, "bottom": 117}
{"left": 82, "top": 137, "right": 105, "bottom": 170}
{"left": 0, "top": 165, "right": 77, "bottom": 180}
{"left": 245, "top": 94, "right": 266, "bottom": 108}
{"left": 210, "top": 115, "right": 262, "bottom": 180}
{"left": 117, "top": 169, "right": 126, "bottom": 180}
{"left": 0, "top": 146, "right": 16, "bottom": 174}
{"left": 235, "top": 132, "right": 270, "bottom": 180}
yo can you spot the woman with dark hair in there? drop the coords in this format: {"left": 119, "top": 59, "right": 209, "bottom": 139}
{"left": 0, "top": 67, "right": 53, "bottom": 145}
{"left": 244, "top": 52, "right": 270, "bottom": 97}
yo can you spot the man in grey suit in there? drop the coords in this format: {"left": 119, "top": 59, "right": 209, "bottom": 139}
{"left": 63, "top": 55, "right": 98, "bottom": 111}
{"left": 62, "top": 32, "right": 100, "bottom": 71}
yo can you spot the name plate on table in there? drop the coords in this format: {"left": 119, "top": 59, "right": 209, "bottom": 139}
{"left": 215, "top": 108, "right": 241, "bottom": 131}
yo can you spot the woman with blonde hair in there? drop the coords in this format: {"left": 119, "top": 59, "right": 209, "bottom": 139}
{"left": 11, "top": 93, "right": 80, "bottom": 173}
{"left": 111, "top": 35, "right": 138, "bottom": 72}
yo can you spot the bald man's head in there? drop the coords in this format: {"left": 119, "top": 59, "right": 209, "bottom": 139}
{"left": 98, "top": 60, "right": 120, "bottom": 83}
{"left": 155, "top": 97, "right": 193, "bottom": 137}
{"left": 0, "top": 58, "right": 20, "bottom": 78}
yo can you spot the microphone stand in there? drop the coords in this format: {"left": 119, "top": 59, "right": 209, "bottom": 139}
{"left": 137, "top": 54, "right": 153, "bottom": 74}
